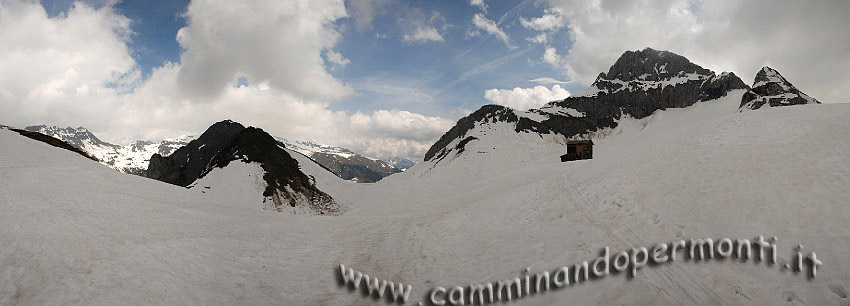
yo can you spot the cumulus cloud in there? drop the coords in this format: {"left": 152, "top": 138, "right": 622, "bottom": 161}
{"left": 472, "top": 14, "right": 514, "bottom": 49}
{"left": 399, "top": 8, "right": 450, "bottom": 45}
{"left": 484, "top": 85, "right": 571, "bottom": 111}
{"left": 542, "top": 46, "right": 564, "bottom": 68}
{"left": 0, "top": 0, "right": 137, "bottom": 127}
{"left": 175, "top": 0, "right": 352, "bottom": 101}
{"left": 0, "top": 0, "right": 452, "bottom": 161}
{"left": 520, "top": 7, "right": 563, "bottom": 31}
{"left": 545, "top": 0, "right": 850, "bottom": 103}
{"left": 402, "top": 26, "right": 444, "bottom": 43}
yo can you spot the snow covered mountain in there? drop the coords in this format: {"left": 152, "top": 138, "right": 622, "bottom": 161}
{"left": 382, "top": 156, "right": 416, "bottom": 171}
{"left": 23, "top": 125, "right": 192, "bottom": 175}
{"left": 147, "top": 120, "right": 343, "bottom": 214}
{"left": 740, "top": 66, "right": 821, "bottom": 110}
{"left": 424, "top": 48, "right": 748, "bottom": 168}
{"left": 276, "top": 138, "right": 402, "bottom": 182}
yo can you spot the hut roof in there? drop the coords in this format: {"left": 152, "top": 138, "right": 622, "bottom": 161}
{"left": 567, "top": 140, "right": 594, "bottom": 145}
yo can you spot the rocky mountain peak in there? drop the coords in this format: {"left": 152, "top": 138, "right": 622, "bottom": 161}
{"left": 578, "top": 48, "right": 746, "bottom": 99}
{"left": 601, "top": 47, "right": 712, "bottom": 82}
{"left": 753, "top": 66, "right": 787, "bottom": 87}
{"left": 146, "top": 120, "right": 246, "bottom": 186}
{"left": 740, "top": 66, "right": 820, "bottom": 110}
{"left": 146, "top": 121, "right": 340, "bottom": 214}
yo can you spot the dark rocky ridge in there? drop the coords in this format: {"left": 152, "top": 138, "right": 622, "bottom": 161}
{"left": 201, "top": 127, "right": 339, "bottom": 213}
{"left": 146, "top": 120, "right": 245, "bottom": 186}
{"left": 425, "top": 48, "right": 749, "bottom": 162}
{"left": 740, "top": 66, "right": 820, "bottom": 110}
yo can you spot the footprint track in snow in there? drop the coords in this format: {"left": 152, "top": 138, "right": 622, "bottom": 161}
{"left": 829, "top": 284, "right": 848, "bottom": 299}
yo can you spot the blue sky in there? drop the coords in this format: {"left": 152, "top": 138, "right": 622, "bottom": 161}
{"left": 4, "top": 0, "right": 847, "bottom": 159}
{"left": 40, "top": 0, "right": 575, "bottom": 119}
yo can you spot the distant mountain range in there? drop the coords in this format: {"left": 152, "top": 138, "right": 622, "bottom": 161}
{"left": 23, "top": 125, "right": 414, "bottom": 182}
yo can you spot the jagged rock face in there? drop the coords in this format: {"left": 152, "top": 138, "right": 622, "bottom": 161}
{"left": 602, "top": 48, "right": 712, "bottom": 82}
{"left": 202, "top": 127, "right": 340, "bottom": 214}
{"left": 425, "top": 48, "right": 749, "bottom": 163}
{"left": 146, "top": 120, "right": 246, "bottom": 186}
{"left": 740, "top": 66, "right": 820, "bottom": 110}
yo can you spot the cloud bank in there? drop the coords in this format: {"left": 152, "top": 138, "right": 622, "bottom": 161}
{"left": 0, "top": 0, "right": 451, "bottom": 160}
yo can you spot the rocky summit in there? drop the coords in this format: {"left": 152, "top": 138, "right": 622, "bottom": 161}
{"left": 146, "top": 120, "right": 246, "bottom": 187}
{"left": 740, "top": 66, "right": 820, "bottom": 110}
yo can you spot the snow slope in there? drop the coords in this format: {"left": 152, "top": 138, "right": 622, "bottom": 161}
{"left": 2, "top": 95, "right": 850, "bottom": 305}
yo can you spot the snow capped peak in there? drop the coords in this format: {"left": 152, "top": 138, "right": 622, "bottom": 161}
{"left": 573, "top": 48, "right": 746, "bottom": 98}
{"left": 753, "top": 66, "right": 789, "bottom": 88}
{"left": 741, "top": 67, "right": 820, "bottom": 110}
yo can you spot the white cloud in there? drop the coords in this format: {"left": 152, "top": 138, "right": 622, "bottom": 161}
{"left": 0, "top": 0, "right": 452, "bottom": 161}
{"left": 542, "top": 46, "right": 563, "bottom": 68}
{"left": 0, "top": 0, "right": 137, "bottom": 127}
{"left": 325, "top": 50, "right": 350, "bottom": 67}
{"left": 527, "top": 77, "right": 571, "bottom": 86}
{"left": 484, "top": 85, "right": 571, "bottom": 111}
{"left": 175, "top": 0, "right": 352, "bottom": 101}
{"left": 527, "top": 32, "right": 548, "bottom": 44}
{"left": 402, "top": 26, "right": 444, "bottom": 43}
{"left": 545, "top": 0, "right": 850, "bottom": 103}
{"left": 472, "top": 14, "right": 514, "bottom": 49}
{"left": 469, "top": 0, "right": 487, "bottom": 12}
{"left": 520, "top": 7, "right": 563, "bottom": 31}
